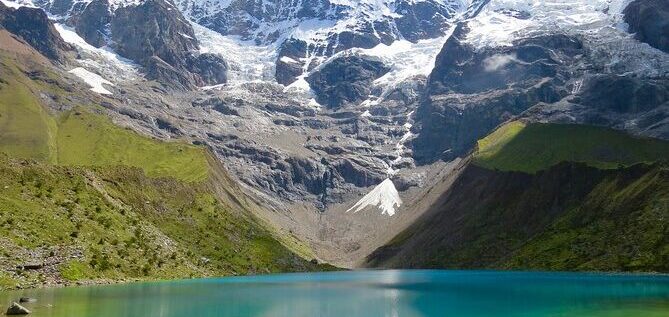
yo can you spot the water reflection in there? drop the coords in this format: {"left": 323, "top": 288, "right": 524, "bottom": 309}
{"left": 1, "top": 270, "right": 669, "bottom": 317}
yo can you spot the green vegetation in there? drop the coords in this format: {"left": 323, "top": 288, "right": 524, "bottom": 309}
{"left": 0, "top": 272, "right": 17, "bottom": 290}
{"left": 0, "top": 155, "right": 322, "bottom": 289}
{"left": 370, "top": 162, "right": 669, "bottom": 272}
{"left": 0, "top": 62, "right": 57, "bottom": 163}
{"left": 0, "top": 57, "right": 208, "bottom": 182}
{"left": 371, "top": 122, "right": 669, "bottom": 272}
{"left": 56, "top": 111, "right": 208, "bottom": 182}
{"left": 474, "top": 121, "right": 669, "bottom": 173}
{"left": 0, "top": 55, "right": 328, "bottom": 290}
{"left": 506, "top": 165, "right": 669, "bottom": 271}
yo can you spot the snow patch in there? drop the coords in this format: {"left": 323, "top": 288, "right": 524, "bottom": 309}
{"left": 464, "top": 0, "right": 638, "bottom": 49}
{"left": 462, "top": 0, "right": 669, "bottom": 77}
{"left": 68, "top": 67, "right": 114, "bottom": 95}
{"left": 347, "top": 178, "right": 403, "bottom": 216}
{"left": 279, "top": 56, "right": 299, "bottom": 64}
{"left": 193, "top": 23, "right": 276, "bottom": 83}
{"left": 0, "top": 0, "right": 35, "bottom": 8}
{"left": 55, "top": 24, "right": 139, "bottom": 82}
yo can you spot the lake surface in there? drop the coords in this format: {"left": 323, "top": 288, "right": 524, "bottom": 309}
{"left": 2, "top": 270, "right": 669, "bottom": 317}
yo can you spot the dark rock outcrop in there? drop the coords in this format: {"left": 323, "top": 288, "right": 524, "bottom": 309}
{"left": 110, "top": 0, "right": 227, "bottom": 89}
{"left": 413, "top": 24, "right": 582, "bottom": 163}
{"left": 307, "top": 55, "right": 390, "bottom": 109}
{"left": 0, "top": 2, "right": 72, "bottom": 60}
{"left": 624, "top": 0, "right": 669, "bottom": 53}
{"left": 576, "top": 75, "right": 669, "bottom": 114}
{"left": 393, "top": 0, "right": 454, "bottom": 42}
{"left": 6, "top": 302, "right": 30, "bottom": 315}
{"left": 111, "top": 0, "right": 198, "bottom": 67}
{"left": 275, "top": 38, "right": 308, "bottom": 85}
{"left": 72, "top": 0, "right": 111, "bottom": 48}
{"left": 188, "top": 53, "right": 229, "bottom": 85}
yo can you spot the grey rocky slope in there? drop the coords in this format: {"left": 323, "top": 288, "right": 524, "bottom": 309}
{"left": 623, "top": 0, "right": 669, "bottom": 53}
{"left": 4, "top": 0, "right": 669, "bottom": 268}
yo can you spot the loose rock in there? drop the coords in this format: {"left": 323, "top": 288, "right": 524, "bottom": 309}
{"left": 5, "top": 302, "right": 30, "bottom": 315}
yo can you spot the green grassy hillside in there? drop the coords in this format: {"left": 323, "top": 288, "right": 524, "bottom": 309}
{"left": 56, "top": 110, "right": 208, "bottom": 182}
{"left": 0, "top": 55, "right": 208, "bottom": 182}
{"left": 474, "top": 121, "right": 669, "bottom": 173}
{"left": 0, "top": 53, "right": 328, "bottom": 290}
{"left": 368, "top": 162, "right": 669, "bottom": 272}
{"left": 368, "top": 122, "right": 669, "bottom": 272}
{"left": 0, "top": 155, "right": 323, "bottom": 289}
{"left": 507, "top": 164, "right": 669, "bottom": 271}
{"left": 0, "top": 61, "right": 57, "bottom": 163}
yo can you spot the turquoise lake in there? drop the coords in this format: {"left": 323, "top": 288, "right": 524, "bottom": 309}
{"left": 2, "top": 270, "right": 669, "bottom": 316}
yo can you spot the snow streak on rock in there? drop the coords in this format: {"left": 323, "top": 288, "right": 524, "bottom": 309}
{"left": 194, "top": 23, "right": 277, "bottom": 83}
{"left": 347, "top": 178, "right": 403, "bottom": 216}
{"left": 54, "top": 24, "right": 139, "bottom": 83}
{"left": 68, "top": 67, "right": 114, "bottom": 94}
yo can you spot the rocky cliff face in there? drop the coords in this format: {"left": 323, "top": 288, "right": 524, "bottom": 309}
{"left": 412, "top": 0, "right": 669, "bottom": 164}
{"left": 71, "top": 0, "right": 110, "bottom": 48}
{"left": 413, "top": 26, "right": 581, "bottom": 163}
{"left": 624, "top": 0, "right": 669, "bottom": 53}
{"left": 110, "top": 0, "right": 228, "bottom": 88}
{"left": 177, "top": 0, "right": 464, "bottom": 85}
{"left": 0, "top": 2, "right": 72, "bottom": 60}
{"left": 30, "top": 0, "right": 228, "bottom": 89}
{"left": 307, "top": 55, "right": 390, "bottom": 109}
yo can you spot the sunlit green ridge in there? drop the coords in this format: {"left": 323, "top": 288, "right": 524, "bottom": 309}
{"left": 474, "top": 121, "right": 669, "bottom": 173}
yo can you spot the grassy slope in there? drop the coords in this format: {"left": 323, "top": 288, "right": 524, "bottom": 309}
{"left": 474, "top": 121, "right": 669, "bottom": 173}
{"left": 369, "top": 122, "right": 669, "bottom": 272}
{"left": 506, "top": 165, "right": 669, "bottom": 271}
{"left": 0, "top": 57, "right": 208, "bottom": 182}
{"left": 0, "top": 156, "right": 321, "bottom": 288}
{"left": 0, "top": 55, "right": 326, "bottom": 290}
{"left": 474, "top": 123, "right": 669, "bottom": 271}
{"left": 0, "top": 60, "right": 57, "bottom": 163}
{"left": 56, "top": 110, "right": 208, "bottom": 182}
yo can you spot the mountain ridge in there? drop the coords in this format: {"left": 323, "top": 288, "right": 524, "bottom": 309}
{"left": 0, "top": 0, "right": 668, "bottom": 279}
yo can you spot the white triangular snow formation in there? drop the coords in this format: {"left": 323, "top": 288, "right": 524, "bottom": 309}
{"left": 347, "top": 178, "right": 403, "bottom": 216}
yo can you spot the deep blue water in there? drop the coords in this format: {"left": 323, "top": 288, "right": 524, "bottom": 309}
{"left": 2, "top": 270, "right": 669, "bottom": 316}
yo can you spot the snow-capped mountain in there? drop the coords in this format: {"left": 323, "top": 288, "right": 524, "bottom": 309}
{"left": 177, "top": 0, "right": 467, "bottom": 85}
{"left": 177, "top": 0, "right": 465, "bottom": 45}
{"left": 1, "top": 0, "right": 668, "bottom": 268}
{"left": 414, "top": 0, "right": 669, "bottom": 163}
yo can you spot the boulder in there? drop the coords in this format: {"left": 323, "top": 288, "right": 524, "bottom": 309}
{"left": 18, "top": 298, "right": 36, "bottom": 304}
{"left": 5, "top": 302, "right": 30, "bottom": 315}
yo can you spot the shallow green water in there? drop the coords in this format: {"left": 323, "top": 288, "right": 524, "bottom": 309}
{"left": 2, "top": 270, "right": 669, "bottom": 316}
